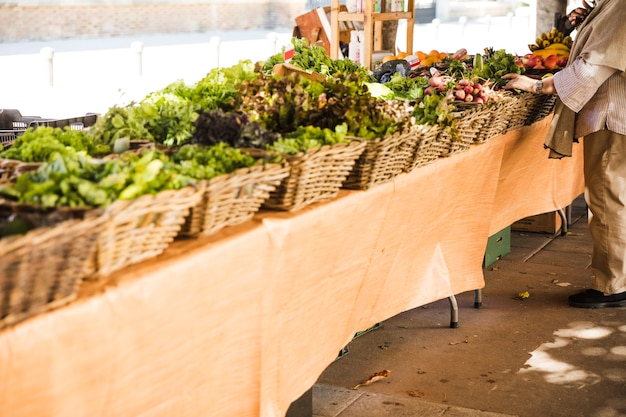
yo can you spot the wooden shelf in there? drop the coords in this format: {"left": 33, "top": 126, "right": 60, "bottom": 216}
{"left": 330, "top": 0, "right": 415, "bottom": 70}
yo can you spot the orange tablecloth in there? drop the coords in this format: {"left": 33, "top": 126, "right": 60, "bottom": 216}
{"left": 0, "top": 117, "right": 584, "bottom": 417}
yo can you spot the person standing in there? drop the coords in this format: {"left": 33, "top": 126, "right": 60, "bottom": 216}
{"left": 501, "top": 0, "right": 626, "bottom": 308}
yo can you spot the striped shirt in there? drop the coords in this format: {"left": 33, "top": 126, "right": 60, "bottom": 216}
{"left": 553, "top": 57, "right": 626, "bottom": 138}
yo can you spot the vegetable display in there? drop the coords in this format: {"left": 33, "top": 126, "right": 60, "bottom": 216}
{"left": 1, "top": 126, "right": 109, "bottom": 162}
{"left": 471, "top": 48, "right": 525, "bottom": 88}
{"left": 0, "top": 150, "right": 195, "bottom": 208}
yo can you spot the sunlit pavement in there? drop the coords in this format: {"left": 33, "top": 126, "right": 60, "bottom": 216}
{"left": 312, "top": 195, "right": 626, "bottom": 417}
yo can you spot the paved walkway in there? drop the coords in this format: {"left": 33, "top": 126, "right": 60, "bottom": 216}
{"left": 298, "top": 195, "right": 626, "bottom": 417}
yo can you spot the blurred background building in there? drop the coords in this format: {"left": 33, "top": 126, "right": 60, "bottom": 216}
{"left": 1, "top": 0, "right": 536, "bottom": 43}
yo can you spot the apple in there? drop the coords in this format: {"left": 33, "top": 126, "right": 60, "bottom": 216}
{"left": 543, "top": 54, "right": 559, "bottom": 70}
{"left": 525, "top": 55, "right": 542, "bottom": 69}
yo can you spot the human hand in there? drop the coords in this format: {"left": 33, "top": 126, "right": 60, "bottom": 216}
{"left": 568, "top": 7, "right": 589, "bottom": 27}
{"left": 501, "top": 73, "right": 534, "bottom": 93}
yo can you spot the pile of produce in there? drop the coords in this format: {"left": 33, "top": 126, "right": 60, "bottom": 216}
{"left": 0, "top": 150, "right": 195, "bottom": 208}
{"left": 1, "top": 29, "right": 562, "bottom": 226}
{"left": 522, "top": 28, "right": 571, "bottom": 70}
{"left": 262, "top": 37, "right": 372, "bottom": 81}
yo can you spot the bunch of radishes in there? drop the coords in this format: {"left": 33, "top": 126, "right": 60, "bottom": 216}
{"left": 423, "top": 72, "right": 493, "bottom": 105}
{"left": 450, "top": 78, "right": 491, "bottom": 104}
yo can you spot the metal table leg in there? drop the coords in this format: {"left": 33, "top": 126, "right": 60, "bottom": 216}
{"left": 557, "top": 207, "right": 568, "bottom": 236}
{"left": 474, "top": 289, "right": 482, "bottom": 308}
{"left": 448, "top": 295, "right": 459, "bottom": 328}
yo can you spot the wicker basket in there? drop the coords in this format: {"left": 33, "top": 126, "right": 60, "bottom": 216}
{"left": 0, "top": 159, "right": 42, "bottom": 184}
{"left": 91, "top": 185, "right": 204, "bottom": 277}
{"left": 0, "top": 215, "right": 105, "bottom": 330}
{"left": 525, "top": 94, "right": 557, "bottom": 126}
{"left": 178, "top": 162, "right": 290, "bottom": 237}
{"left": 474, "top": 96, "right": 517, "bottom": 143}
{"left": 433, "top": 106, "right": 490, "bottom": 157}
{"left": 505, "top": 93, "right": 535, "bottom": 132}
{"left": 261, "top": 138, "right": 366, "bottom": 211}
{"left": 404, "top": 123, "right": 443, "bottom": 172}
{"left": 342, "top": 127, "right": 417, "bottom": 190}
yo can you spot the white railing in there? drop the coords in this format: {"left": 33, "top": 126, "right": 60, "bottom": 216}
{"left": 0, "top": 14, "right": 534, "bottom": 119}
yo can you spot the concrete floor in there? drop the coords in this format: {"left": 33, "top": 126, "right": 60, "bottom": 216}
{"left": 290, "top": 195, "right": 626, "bottom": 417}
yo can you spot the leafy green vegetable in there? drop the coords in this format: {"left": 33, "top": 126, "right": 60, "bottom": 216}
{"left": 472, "top": 48, "right": 524, "bottom": 88}
{"left": 373, "top": 72, "right": 430, "bottom": 101}
{"left": 90, "top": 61, "right": 258, "bottom": 148}
{"left": 192, "top": 109, "right": 279, "bottom": 149}
{"left": 170, "top": 143, "right": 257, "bottom": 180}
{"left": 0, "top": 150, "right": 195, "bottom": 208}
{"left": 0, "top": 126, "right": 107, "bottom": 162}
{"left": 190, "top": 60, "right": 258, "bottom": 111}
{"left": 412, "top": 93, "right": 455, "bottom": 127}
{"left": 261, "top": 37, "right": 373, "bottom": 82}
{"left": 268, "top": 123, "right": 349, "bottom": 155}
{"left": 135, "top": 90, "right": 199, "bottom": 146}
{"left": 234, "top": 72, "right": 404, "bottom": 140}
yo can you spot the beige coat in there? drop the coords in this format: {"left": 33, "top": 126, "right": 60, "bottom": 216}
{"left": 544, "top": 0, "right": 626, "bottom": 158}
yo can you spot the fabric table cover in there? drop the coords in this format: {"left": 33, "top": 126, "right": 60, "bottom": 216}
{"left": 0, "top": 117, "right": 584, "bottom": 417}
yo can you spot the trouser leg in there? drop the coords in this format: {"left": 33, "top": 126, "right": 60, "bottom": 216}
{"left": 583, "top": 129, "right": 626, "bottom": 294}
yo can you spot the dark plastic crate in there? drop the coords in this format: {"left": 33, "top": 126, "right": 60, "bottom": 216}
{"left": 0, "top": 130, "right": 25, "bottom": 150}
{"left": 28, "top": 114, "right": 98, "bottom": 130}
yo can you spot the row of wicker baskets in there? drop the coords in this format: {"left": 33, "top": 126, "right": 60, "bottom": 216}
{"left": 0, "top": 91, "right": 556, "bottom": 330}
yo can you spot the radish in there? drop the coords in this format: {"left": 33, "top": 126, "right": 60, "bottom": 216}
{"left": 429, "top": 76, "right": 443, "bottom": 87}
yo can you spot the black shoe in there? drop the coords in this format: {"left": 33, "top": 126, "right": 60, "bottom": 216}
{"left": 568, "top": 289, "right": 626, "bottom": 308}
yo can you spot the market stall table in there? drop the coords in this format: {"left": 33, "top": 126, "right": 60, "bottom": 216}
{"left": 0, "top": 116, "right": 584, "bottom": 417}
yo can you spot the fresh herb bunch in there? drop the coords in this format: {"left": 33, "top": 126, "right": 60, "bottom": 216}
{"left": 170, "top": 143, "right": 257, "bottom": 180}
{"left": 0, "top": 150, "right": 194, "bottom": 208}
{"left": 192, "top": 109, "right": 280, "bottom": 149}
{"left": 268, "top": 123, "right": 349, "bottom": 155}
{"left": 1, "top": 126, "right": 108, "bottom": 162}
{"left": 262, "top": 37, "right": 373, "bottom": 81}
{"left": 472, "top": 48, "right": 524, "bottom": 88}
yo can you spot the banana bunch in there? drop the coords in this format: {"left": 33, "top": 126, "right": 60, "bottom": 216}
{"left": 528, "top": 28, "right": 572, "bottom": 58}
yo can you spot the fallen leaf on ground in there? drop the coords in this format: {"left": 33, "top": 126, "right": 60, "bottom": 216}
{"left": 515, "top": 291, "right": 530, "bottom": 300}
{"left": 353, "top": 369, "right": 391, "bottom": 389}
{"left": 407, "top": 390, "right": 425, "bottom": 397}
{"left": 556, "top": 282, "right": 572, "bottom": 287}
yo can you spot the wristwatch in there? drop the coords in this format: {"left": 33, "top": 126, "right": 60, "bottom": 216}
{"left": 534, "top": 79, "right": 544, "bottom": 94}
